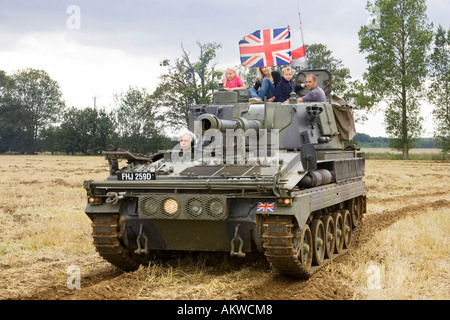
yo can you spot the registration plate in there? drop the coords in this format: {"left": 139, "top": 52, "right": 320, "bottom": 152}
{"left": 118, "top": 172, "right": 155, "bottom": 181}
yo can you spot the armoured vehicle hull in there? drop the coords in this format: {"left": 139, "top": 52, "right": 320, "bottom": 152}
{"left": 83, "top": 70, "right": 366, "bottom": 278}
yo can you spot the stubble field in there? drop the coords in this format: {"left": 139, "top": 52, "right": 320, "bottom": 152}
{"left": 0, "top": 154, "right": 448, "bottom": 300}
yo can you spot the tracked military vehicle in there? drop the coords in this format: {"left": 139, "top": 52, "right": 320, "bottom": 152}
{"left": 83, "top": 69, "right": 366, "bottom": 279}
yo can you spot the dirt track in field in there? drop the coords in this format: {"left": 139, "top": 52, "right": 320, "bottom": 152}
{"left": 53, "top": 199, "right": 449, "bottom": 301}
{"left": 1, "top": 158, "right": 449, "bottom": 300}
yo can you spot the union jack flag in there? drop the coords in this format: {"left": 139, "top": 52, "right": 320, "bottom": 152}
{"left": 256, "top": 202, "right": 275, "bottom": 213}
{"left": 239, "top": 28, "right": 292, "bottom": 68}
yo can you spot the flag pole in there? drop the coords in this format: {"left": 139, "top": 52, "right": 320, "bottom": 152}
{"left": 297, "top": 4, "right": 307, "bottom": 67}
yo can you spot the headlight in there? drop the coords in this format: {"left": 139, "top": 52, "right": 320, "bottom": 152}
{"left": 163, "top": 198, "right": 178, "bottom": 215}
{"left": 187, "top": 199, "right": 203, "bottom": 217}
{"left": 144, "top": 199, "right": 158, "bottom": 215}
{"left": 208, "top": 200, "right": 225, "bottom": 217}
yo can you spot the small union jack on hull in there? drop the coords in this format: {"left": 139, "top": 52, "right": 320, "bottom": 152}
{"left": 256, "top": 202, "right": 275, "bottom": 213}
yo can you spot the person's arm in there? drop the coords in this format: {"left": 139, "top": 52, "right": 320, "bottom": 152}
{"left": 296, "top": 84, "right": 305, "bottom": 101}
{"left": 275, "top": 83, "right": 284, "bottom": 102}
{"left": 237, "top": 83, "right": 247, "bottom": 90}
{"left": 225, "top": 83, "right": 247, "bottom": 91}
{"left": 303, "top": 87, "right": 326, "bottom": 102}
{"left": 298, "top": 88, "right": 316, "bottom": 102}
{"left": 235, "top": 76, "right": 247, "bottom": 90}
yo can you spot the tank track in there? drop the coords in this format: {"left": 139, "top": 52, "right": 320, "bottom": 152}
{"left": 91, "top": 213, "right": 141, "bottom": 271}
{"left": 262, "top": 216, "right": 311, "bottom": 279}
{"left": 262, "top": 205, "right": 363, "bottom": 279}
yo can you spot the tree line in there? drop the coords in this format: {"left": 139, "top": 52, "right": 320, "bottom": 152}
{"left": 0, "top": 0, "right": 448, "bottom": 157}
{"left": 354, "top": 133, "right": 437, "bottom": 149}
{"left": 0, "top": 70, "right": 173, "bottom": 155}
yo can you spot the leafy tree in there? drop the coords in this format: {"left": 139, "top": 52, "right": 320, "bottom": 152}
{"left": 59, "top": 107, "right": 116, "bottom": 155}
{"left": 0, "top": 70, "right": 21, "bottom": 153}
{"left": 358, "top": 0, "right": 433, "bottom": 159}
{"left": 2, "top": 69, "right": 65, "bottom": 153}
{"left": 89, "top": 109, "right": 118, "bottom": 154}
{"left": 40, "top": 126, "right": 64, "bottom": 154}
{"left": 114, "top": 86, "right": 148, "bottom": 150}
{"left": 149, "top": 42, "right": 223, "bottom": 129}
{"left": 303, "top": 43, "right": 351, "bottom": 97}
{"left": 114, "top": 86, "right": 170, "bottom": 154}
{"left": 0, "top": 70, "right": 33, "bottom": 153}
{"left": 429, "top": 25, "right": 450, "bottom": 153}
{"left": 341, "top": 78, "right": 378, "bottom": 123}
{"left": 0, "top": 70, "right": 6, "bottom": 103}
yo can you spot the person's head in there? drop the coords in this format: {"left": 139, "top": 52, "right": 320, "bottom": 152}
{"left": 282, "top": 66, "right": 293, "bottom": 82}
{"left": 224, "top": 67, "right": 237, "bottom": 82}
{"left": 179, "top": 131, "right": 195, "bottom": 152}
{"left": 257, "top": 66, "right": 272, "bottom": 83}
{"left": 305, "top": 74, "right": 318, "bottom": 90}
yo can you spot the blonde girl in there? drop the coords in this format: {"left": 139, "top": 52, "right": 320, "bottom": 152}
{"left": 222, "top": 66, "right": 246, "bottom": 91}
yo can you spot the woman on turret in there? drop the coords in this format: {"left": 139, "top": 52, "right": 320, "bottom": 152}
{"left": 249, "top": 66, "right": 281, "bottom": 102}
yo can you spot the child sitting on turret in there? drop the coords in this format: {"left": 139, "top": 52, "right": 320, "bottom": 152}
{"left": 275, "top": 66, "right": 301, "bottom": 102}
{"left": 221, "top": 66, "right": 247, "bottom": 91}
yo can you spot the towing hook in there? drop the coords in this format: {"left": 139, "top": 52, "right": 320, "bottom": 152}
{"left": 105, "top": 191, "right": 125, "bottom": 205}
{"left": 105, "top": 192, "right": 119, "bottom": 204}
{"left": 230, "top": 224, "right": 246, "bottom": 258}
{"left": 135, "top": 224, "right": 149, "bottom": 255}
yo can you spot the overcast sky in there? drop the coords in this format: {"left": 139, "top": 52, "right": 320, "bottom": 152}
{"left": 0, "top": 0, "right": 448, "bottom": 137}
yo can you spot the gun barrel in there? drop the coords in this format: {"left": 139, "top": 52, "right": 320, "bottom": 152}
{"left": 197, "top": 114, "right": 261, "bottom": 133}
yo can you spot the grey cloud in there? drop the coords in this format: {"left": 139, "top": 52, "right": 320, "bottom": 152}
{"left": 0, "top": 0, "right": 447, "bottom": 76}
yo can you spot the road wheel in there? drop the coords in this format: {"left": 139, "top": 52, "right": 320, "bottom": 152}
{"left": 342, "top": 209, "right": 352, "bottom": 249}
{"left": 348, "top": 198, "right": 360, "bottom": 228}
{"left": 311, "top": 218, "right": 325, "bottom": 266}
{"left": 293, "top": 224, "right": 312, "bottom": 270}
{"left": 332, "top": 211, "right": 344, "bottom": 254}
{"left": 321, "top": 214, "right": 335, "bottom": 259}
